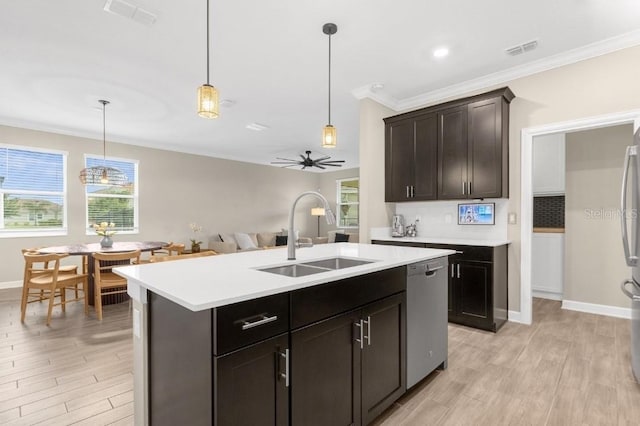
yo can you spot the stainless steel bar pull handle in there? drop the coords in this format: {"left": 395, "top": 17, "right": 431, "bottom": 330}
{"left": 457, "top": 264, "right": 461, "bottom": 279}
{"left": 354, "top": 320, "right": 364, "bottom": 349}
{"left": 410, "top": 186, "right": 415, "bottom": 198}
{"left": 621, "top": 145, "right": 638, "bottom": 266}
{"left": 451, "top": 264, "right": 454, "bottom": 278}
{"left": 462, "top": 182, "right": 466, "bottom": 195}
{"left": 621, "top": 279, "right": 640, "bottom": 301}
{"left": 279, "top": 349, "right": 290, "bottom": 387}
{"left": 241, "top": 314, "right": 278, "bottom": 330}
{"left": 406, "top": 186, "right": 410, "bottom": 198}
{"left": 363, "top": 316, "right": 371, "bottom": 346}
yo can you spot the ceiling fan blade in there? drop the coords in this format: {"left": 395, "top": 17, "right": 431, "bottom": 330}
{"left": 271, "top": 161, "right": 299, "bottom": 165}
{"left": 319, "top": 160, "right": 345, "bottom": 165}
{"left": 315, "top": 164, "right": 326, "bottom": 170}
{"left": 314, "top": 156, "right": 331, "bottom": 161}
{"left": 301, "top": 165, "right": 307, "bottom": 170}
{"left": 299, "top": 154, "right": 308, "bottom": 161}
{"left": 275, "top": 157, "right": 297, "bottom": 161}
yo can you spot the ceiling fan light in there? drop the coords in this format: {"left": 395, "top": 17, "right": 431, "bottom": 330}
{"left": 322, "top": 124, "right": 337, "bottom": 148}
{"left": 198, "top": 84, "right": 219, "bottom": 119}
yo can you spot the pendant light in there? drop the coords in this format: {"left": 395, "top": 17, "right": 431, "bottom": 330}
{"left": 197, "top": 0, "right": 219, "bottom": 118}
{"left": 322, "top": 23, "right": 338, "bottom": 149}
{"left": 79, "top": 100, "right": 128, "bottom": 186}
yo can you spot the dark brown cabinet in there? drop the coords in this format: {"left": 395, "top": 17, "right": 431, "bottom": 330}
{"left": 385, "top": 113, "right": 438, "bottom": 201}
{"left": 215, "top": 334, "right": 289, "bottom": 426}
{"left": 291, "top": 293, "right": 405, "bottom": 426}
{"left": 371, "top": 240, "right": 508, "bottom": 332}
{"left": 385, "top": 87, "right": 514, "bottom": 201}
{"left": 147, "top": 267, "right": 406, "bottom": 426}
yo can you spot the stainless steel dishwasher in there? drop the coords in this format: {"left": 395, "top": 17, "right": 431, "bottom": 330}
{"left": 406, "top": 257, "right": 448, "bottom": 388}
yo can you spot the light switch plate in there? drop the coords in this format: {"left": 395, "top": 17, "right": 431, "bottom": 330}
{"left": 508, "top": 212, "right": 517, "bottom": 224}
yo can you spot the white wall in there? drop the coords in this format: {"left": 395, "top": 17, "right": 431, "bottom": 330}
{"left": 395, "top": 199, "right": 508, "bottom": 241}
{"left": 0, "top": 124, "right": 322, "bottom": 285}
{"left": 359, "top": 44, "right": 640, "bottom": 312}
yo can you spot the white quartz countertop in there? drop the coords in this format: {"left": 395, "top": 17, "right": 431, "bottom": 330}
{"left": 115, "top": 243, "right": 453, "bottom": 311}
{"left": 371, "top": 236, "right": 511, "bottom": 247}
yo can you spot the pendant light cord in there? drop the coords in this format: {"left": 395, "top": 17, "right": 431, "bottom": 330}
{"left": 206, "top": 0, "right": 210, "bottom": 85}
{"left": 101, "top": 100, "right": 107, "bottom": 165}
{"left": 328, "top": 32, "right": 331, "bottom": 125}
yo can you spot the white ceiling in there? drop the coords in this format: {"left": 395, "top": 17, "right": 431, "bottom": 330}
{"left": 1, "top": 0, "right": 639, "bottom": 171}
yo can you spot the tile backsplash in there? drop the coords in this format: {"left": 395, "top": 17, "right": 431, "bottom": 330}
{"left": 533, "top": 196, "right": 565, "bottom": 228}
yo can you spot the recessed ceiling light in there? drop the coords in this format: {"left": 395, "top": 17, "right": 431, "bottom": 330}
{"left": 219, "top": 99, "right": 235, "bottom": 108}
{"left": 370, "top": 83, "right": 385, "bottom": 92}
{"left": 433, "top": 47, "right": 449, "bottom": 58}
{"left": 246, "top": 123, "right": 269, "bottom": 131}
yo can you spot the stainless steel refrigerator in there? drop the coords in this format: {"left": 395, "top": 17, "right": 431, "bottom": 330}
{"left": 620, "top": 126, "right": 640, "bottom": 382}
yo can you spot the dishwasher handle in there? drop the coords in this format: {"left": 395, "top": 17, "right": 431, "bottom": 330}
{"left": 425, "top": 265, "right": 444, "bottom": 277}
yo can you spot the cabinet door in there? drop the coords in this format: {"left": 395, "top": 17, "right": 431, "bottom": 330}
{"left": 385, "top": 120, "right": 414, "bottom": 202}
{"left": 413, "top": 113, "right": 438, "bottom": 200}
{"left": 458, "top": 260, "right": 492, "bottom": 325}
{"left": 438, "top": 106, "right": 468, "bottom": 199}
{"left": 215, "top": 334, "right": 289, "bottom": 426}
{"left": 291, "top": 311, "right": 362, "bottom": 426}
{"left": 467, "top": 98, "right": 504, "bottom": 198}
{"left": 361, "top": 293, "right": 406, "bottom": 425}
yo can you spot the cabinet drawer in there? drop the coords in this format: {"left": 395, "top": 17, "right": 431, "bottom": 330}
{"left": 213, "top": 293, "right": 289, "bottom": 355}
{"left": 423, "top": 244, "right": 493, "bottom": 262}
{"left": 291, "top": 267, "right": 405, "bottom": 330}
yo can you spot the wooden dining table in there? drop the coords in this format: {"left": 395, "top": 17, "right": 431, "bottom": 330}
{"left": 38, "top": 241, "right": 165, "bottom": 306}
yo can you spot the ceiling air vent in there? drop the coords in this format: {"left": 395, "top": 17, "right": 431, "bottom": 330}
{"left": 103, "top": 0, "right": 157, "bottom": 26}
{"left": 505, "top": 40, "right": 538, "bottom": 56}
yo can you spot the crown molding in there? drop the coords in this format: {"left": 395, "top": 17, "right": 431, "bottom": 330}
{"left": 353, "top": 28, "right": 640, "bottom": 112}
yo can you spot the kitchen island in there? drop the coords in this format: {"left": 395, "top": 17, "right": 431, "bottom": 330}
{"left": 115, "top": 243, "right": 453, "bottom": 426}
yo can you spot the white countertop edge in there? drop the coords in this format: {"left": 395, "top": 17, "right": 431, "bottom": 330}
{"left": 116, "top": 243, "right": 454, "bottom": 311}
{"left": 371, "top": 236, "right": 511, "bottom": 247}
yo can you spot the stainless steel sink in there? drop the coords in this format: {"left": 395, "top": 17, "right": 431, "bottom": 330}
{"left": 301, "top": 257, "right": 374, "bottom": 270}
{"left": 258, "top": 264, "right": 328, "bottom": 277}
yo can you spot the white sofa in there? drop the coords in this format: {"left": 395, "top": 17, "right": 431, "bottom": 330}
{"left": 209, "top": 231, "right": 312, "bottom": 254}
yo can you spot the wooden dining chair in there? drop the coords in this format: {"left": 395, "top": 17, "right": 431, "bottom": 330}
{"left": 136, "top": 242, "right": 185, "bottom": 264}
{"left": 149, "top": 250, "right": 216, "bottom": 263}
{"left": 93, "top": 250, "right": 141, "bottom": 321}
{"left": 21, "top": 248, "right": 82, "bottom": 303}
{"left": 21, "top": 252, "right": 88, "bottom": 325}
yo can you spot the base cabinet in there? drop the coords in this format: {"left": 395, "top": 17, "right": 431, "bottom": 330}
{"left": 147, "top": 267, "right": 406, "bottom": 426}
{"left": 372, "top": 240, "right": 508, "bottom": 332}
{"left": 215, "top": 334, "right": 289, "bottom": 426}
{"left": 291, "top": 293, "right": 406, "bottom": 426}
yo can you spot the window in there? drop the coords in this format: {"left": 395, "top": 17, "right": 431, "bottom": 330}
{"left": 0, "top": 145, "right": 67, "bottom": 237}
{"left": 336, "top": 178, "right": 359, "bottom": 228}
{"left": 85, "top": 156, "right": 138, "bottom": 234}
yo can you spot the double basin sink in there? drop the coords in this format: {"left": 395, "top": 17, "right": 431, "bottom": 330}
{"left": 259, "top": 257, "right": 374, "bottom": 277}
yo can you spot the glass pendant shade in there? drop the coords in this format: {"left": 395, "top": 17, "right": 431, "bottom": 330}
{"left": 322, "top": 124, "right": 337, "bottom": 148}
{"left": 198, "top": 83, "right": 219, "bottom": 119}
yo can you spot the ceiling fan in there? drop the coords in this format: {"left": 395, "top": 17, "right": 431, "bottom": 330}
{"left": 271, "top": 150, "right": 345, "bottom": 170}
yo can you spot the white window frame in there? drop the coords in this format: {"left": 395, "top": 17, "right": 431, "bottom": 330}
{"left": 0, "top": 144, "right": 68, "bottom": 238}
{"left": 336, "top": 177, "right": 359, "bottom": 229}
{"left": 84, "top": 154, "right": 139, "bottom": 235}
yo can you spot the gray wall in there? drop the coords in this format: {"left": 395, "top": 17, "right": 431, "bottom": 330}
{"left": 0, "top": 124, "right": 327, "bottom": 284}
{"left": 564, "top": 124, "right": 632, "bottom": 308}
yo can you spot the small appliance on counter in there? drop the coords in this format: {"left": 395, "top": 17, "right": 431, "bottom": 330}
{"left": 391, "top": 214, "right": 405, "bottom": 237}
{"left": 405, "top": 222, "right": 417, "bottom": 237}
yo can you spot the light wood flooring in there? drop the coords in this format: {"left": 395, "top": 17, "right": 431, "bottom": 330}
{"left": 374, "top": 298, "right": 640, "bottom": 426}
{"left": 1, "top": 289, "right": 638, "bottom": 425}
{"left": 0, "top": 287, "right": 133, "bottom": 425}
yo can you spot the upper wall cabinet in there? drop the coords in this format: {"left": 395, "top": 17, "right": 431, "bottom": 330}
{"left": 384, "top": 87, "right": 515, "bottom": 202}
{"left": 532, "top": 133, "right": 565, "bottom": 195}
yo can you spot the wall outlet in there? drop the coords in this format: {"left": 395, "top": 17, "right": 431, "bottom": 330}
{"left": 415, "top": 215, "right": 421, "bottom": 223}
{"left": 508, "top": 212, "right": 517, "bottom": 224}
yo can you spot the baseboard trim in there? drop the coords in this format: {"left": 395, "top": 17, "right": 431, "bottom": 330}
{"left": 508, "top": 310, "right": 525, "bottom": 324}
{"left": 562, "top": 299, "right": 632, "bottom": 319}
{"left": 0, "top": 280, "right": 22, "bottom": 290}
{"left": 532, "top": 290, "right": 563, "bottom": 301}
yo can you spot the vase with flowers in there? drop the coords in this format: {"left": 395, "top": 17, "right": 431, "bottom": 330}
{"left": 94, "top": 222, "right": 117, "bottom": 248}
{"left": 189, "top": 222, "right": 203, "bottom": 253}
